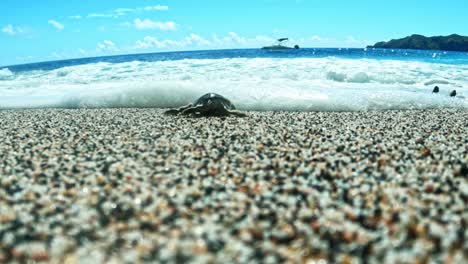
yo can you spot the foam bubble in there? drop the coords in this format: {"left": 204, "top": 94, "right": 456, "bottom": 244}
{"left": 326, "top": 71, "right": 346, "bottom": 82}
{"left": 0, "top": 58, "right": 467, "bottom": 111}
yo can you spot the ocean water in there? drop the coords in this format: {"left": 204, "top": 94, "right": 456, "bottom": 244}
{"left": 1, "top": 48, "right": 467, "bottom": 111}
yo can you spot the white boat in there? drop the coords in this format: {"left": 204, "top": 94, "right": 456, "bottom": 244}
{"left": 262, "top": 38, "right": 299, "bottom": 50}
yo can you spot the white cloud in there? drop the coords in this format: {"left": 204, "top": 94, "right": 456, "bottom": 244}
{"left": 133, "top": 33, "right": 271, "bottom": 50}
{"left": 88, "top": 13, "right": 115, "bottom": 18}
{"left": 97, "top": 40, "right": 118, "bottom": 52}
{"left": 135, "top": 36, "right": 165, "bottom": 49}
{"left": 87, "top": 5, "right": 169, "bottom": 19}
{"left": 134, "top": 19, "right": 176, "bottom": 31}
{"left": 2, "top": 24, "right": 26, "bottom": 35}
{"left": 130, "top": 32, "right": 369, "bottom": 53}
{"left": 223, "top": 32, "right": 247, "bottom": 45}
{"left": 115, "top": 8, "right": 134, "bottom": 13}
{"left": 144, "top": 5, "right": 169, "bottom": 11}
{"left": 2, "top": 24, "right": 15, "bottom": 35}
{"left": 186, "top": 34, "right": 211, "bottom": 46}
{"left": 310, "top": 35, "right": 322, "bottom": 41}
{"left": 212, "top": 34, "right": 222, "bottom": 45}
{"left": 131, "top": 32, "right": 372, "bottom": 52}
{"left": 215, "top": 32, "right": 288, "bottom": 48}
{"left": 133, "top": 32, "right": 362, "bottom": 51}
{"left": 114, "top": 8, "right": 134, "bottom": 16}
{"left": 115, "top": 5, "right": 169, "bottom": 14}
{"left": 134, "top": 36, "right": 187, "bottom": 49}
{"left": 135, "top": 34, "right": 212, "bottom": 48}
{"left": 69, "top": 15, "right": 82, "bottom": 19}
{"left": 48, "top": 20, "right": 64, "bottom": 31}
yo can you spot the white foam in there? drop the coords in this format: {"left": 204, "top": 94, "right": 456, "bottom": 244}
{"left": 0, "top": 58, "right": 467, "bottom": 111}
{"left": 0, "top": 68, "right": 14, "bottom": 80}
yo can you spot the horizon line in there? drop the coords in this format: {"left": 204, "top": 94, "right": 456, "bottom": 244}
{"left": 2, "top": 46, "right": 371, "bottom": 68}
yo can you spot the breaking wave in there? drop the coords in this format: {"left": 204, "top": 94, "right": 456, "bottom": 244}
{"left": 0, "top": 68, "right": 14, "bottom": 80}
{"left": 0, "top": 57, "right": 467, "bottom": 111}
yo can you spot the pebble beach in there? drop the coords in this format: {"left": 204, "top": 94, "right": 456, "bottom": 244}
{"left": 0, "top": 108, "right": 467, "bottom": 263}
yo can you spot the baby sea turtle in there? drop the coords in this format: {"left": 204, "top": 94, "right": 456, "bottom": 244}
{"left": 164, "top": 93, "right": 246, "bottom": 117}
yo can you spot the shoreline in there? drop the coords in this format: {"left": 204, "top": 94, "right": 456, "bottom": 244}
{"left": 0, "top": 108, "right": 466, "bottom": 263}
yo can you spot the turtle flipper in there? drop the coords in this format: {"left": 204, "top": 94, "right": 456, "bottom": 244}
{"left": 227, "top": 110, "right": 247, "bottom": 117}
{"left": 181, "top": 105, "right": 206, "bottom": 116}
{"left": 164, "top": 104, "right": 193, "bottom": 115}
{"left": 164, "top": 109, "right": 180, "bottom": 115}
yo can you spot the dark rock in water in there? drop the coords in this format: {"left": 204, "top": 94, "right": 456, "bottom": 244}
{"left": 450, "top": 90, "right": 457, "bottom": 97}
{"left": 367, "top": 34, "right": 468, "bottom": 52}
{"left": 432, "top": 86, "right": 439, "bottom": 93}
{"left": 294, "top": 45, "right": 300, "bottom": 49}
{"left": 164, "top": 93, "right": 246, "bottom": 117}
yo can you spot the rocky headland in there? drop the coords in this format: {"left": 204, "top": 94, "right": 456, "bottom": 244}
{"left": 368, "top": 34, "right": 468, "bottom": 52}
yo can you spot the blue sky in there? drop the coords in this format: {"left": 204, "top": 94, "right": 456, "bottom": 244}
{"left": 1, "top": 0, "right": 467, "bottom": 66}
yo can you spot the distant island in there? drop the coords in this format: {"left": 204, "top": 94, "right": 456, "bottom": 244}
{"left": 367, "top": 34, "right": 468, "bottom": 52}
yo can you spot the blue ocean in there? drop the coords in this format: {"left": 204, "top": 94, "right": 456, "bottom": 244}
{"left": 0, "top": 48, "right": 467, "bottom": 111}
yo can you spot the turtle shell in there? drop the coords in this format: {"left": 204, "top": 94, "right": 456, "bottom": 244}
{"left": 193, "top": 93, "right": 236, "bottom": 110}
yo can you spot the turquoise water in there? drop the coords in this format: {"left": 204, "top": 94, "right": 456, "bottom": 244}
{"left": 0, "top": 48, "right": 467, "bottom": 111}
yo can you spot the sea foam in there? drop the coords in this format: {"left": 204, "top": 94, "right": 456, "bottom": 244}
{"left": 0, "top": 58, "right": 467, "bottom": 111}
{"left": 0, "top": 68, "right": 14, "bottom": 80}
